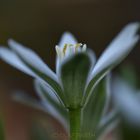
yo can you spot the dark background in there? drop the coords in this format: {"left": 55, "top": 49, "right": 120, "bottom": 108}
{"left": 0, "top": 0, "right": 140, "bottom": 140}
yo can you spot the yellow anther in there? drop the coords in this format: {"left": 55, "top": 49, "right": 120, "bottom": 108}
{"left": 75, "top": 43, "right": 82, "bottom": 51}
{"left": 56, "top": 43, "right": 86, "bottom": 61}
{"left": 63, "top": 44, "right": 68, "bottom": 55}
{"left": 75, "top": 43, "right": 82, "bottom": 47}
{"left": 69, "top": 44, "right": 73, "bottom": 47}
{"left": 82, "top": 44, "right": 87, "bottom": 52}
{"left": 55, "top": 45, "right": 63, "bottom": 59}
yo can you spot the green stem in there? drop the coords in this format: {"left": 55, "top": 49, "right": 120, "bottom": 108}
{"left": 69, "top": 108, "right": 82, "bottom": 140}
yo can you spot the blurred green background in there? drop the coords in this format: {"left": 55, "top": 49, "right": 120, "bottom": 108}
{"left": 0, "top": 0, "right": 140, "bottom": 140}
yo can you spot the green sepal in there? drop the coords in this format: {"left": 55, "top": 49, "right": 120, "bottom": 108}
{"left": 81, "top": 76, "right": 110, "bottom": 140}
{"left": 60, "top": 53, "right": 91, "bottom": 109}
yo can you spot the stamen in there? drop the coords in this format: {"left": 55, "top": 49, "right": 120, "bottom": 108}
{"left": 69, "top": 44, "right": 73, "bottom": 47}
{"left": 55, "top": 45, "right": 62, "bottom": 59}
{"left": 75, "top": 43, "right": 82, "bottom": 48}
{"left": 55, "top": 43, "right": 87, "bottom": 61}
{"left": 63, "top": 44, "right": 68, "bottom": 56}
{"left": 82, "top": 44, "right": 87, "bottom": 52}
{"left": 75, "top": 43, "right": 82, "bottom": 52}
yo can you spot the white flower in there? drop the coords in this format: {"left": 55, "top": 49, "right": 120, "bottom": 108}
{"left": 0, "top": 23, "right": 139, "bottom": 109}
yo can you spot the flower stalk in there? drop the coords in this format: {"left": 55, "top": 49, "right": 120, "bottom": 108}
{"left": 69, "top": 108, "right": 82, "bottom": 140}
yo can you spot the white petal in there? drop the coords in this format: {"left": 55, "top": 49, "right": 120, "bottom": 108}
{"left": 0, "top": 41, "right": 64, "bottom": 101}
{"left": 34, "top": 80, "right": 68, "bottom": 129}
{"left": 0, "top": 47, "right": 35, "bottom": 76}
{"left": 113, "top": 77, "right": 140, "bottom": 127}
{"left": 102, "top": 73, "right": 111, "bottom": 116}
{"left": 41, "top": 101, "right": 68, "bottom": 130}
{"left": 34, "top": 79, "right": 61, "bottom": 105}
{"left": 8, "top": 39, "right": 58, "bottom": 82}
{"left": 86, "top": 49, "right": 96, "bottom": 71}
{"left": 114, "top": 88, "right": 140, "bottom": 127}
{"left": 56, "top": 32, "right": 78, "bottom": 75}
{"left": 91, "top": 23, "right": 139, "bottom": 78}
{"left": 87, "top": 49, "right": 96, "bottom": 69}
{"left": 85, "top": 49, "right": 96, "bottom": 87}
{"left": 58, "top": 32, "right": 77, "bottom": 47}
{"left": 12, "top": 91, "right": 48, "bottom": 112}
{"left": 113, "top": 76, "right": 136, "bottom": 96}
{"left": 0, "top": 47, "right": 62, "bottom": 97}
{"left": 13, "top": 91, "right": 68, "bottom": 130}
{"left": 98, "top": 110, "right": 119, "bottom": 140}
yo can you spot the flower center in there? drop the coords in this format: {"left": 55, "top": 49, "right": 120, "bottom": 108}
{"left": 55, "top": 43, "right": 87, "bottom": 61}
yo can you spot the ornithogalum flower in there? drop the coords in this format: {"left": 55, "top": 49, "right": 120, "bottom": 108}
{"left": 0, "top": 23, "right": 139, "bottom": 110}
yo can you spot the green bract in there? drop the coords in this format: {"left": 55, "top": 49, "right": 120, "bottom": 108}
{"left": 0, "top": 23, "right": 139, "bottom": 110}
